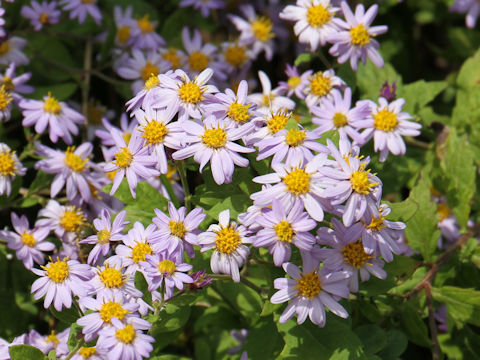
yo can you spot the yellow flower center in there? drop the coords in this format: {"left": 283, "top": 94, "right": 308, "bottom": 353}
{"left": 46, "top": 331, "right": 59, "bottom": 346}
{"left": 0, "top": 150, "right": 16, "bottom": 176}
{"left": 143, "top": 120, "right": 168, "bottom": 145}
{"left": 267, "top": 110, "right": 290, "bottom": 134}
{"left": 64, "top": 147, "right": 87, "bottom": 172}
{"left": 333, "top": 113, "right": 348, "bottom": 128}
{"left": 131, "top": 242, "right": 153, "bottom": 263}
{"left": 169, "top": 220, "right": 187, "bottom": 238}
{"left": 115, "top": 324, "right": 136, "bottom": 344}
{"left": 162, "top": 49, "right": 182, "bottom": 69}
{"left": 274, "top": 220, "right": 294, "bottom": 242}
{"left": 60, "top": 208, "right": 85, "bottom": 233}
{"left": 373, "top": 109, "right": 398, "bottom": 132}
{"left": 178, "top": 82, "right": 203, "bottom": 104}
{"left": 202, "top": 128, "right": 227, "bottom": 149}
{"left": 99, "top": 266, "right": 126, "bottom": 289}
{"left": 97, "top": 229, "right": 111, "bottom": 245}
{"left": 40, "top": 13, "right": 49, "bottom": 24}
{"left": 350, "top": 24, "right": 371, "bottom": 46}
{"left": 342, "top": 240, "right": 370, "bottom": 268}
{"left": 437, "top": 203, "right": 451, "bottom": 221}
{"left": 365, "top": 214, "right": 386, "bottom": 232}
{"left": 215, "top": 226, "right": 241, "bottom": 254}
{"left": 79, "top": 347, "right": 96, "bottom": 359}
{"left": 287, "top": 76, "right": 301, "bottom": 89}
{"left": 43, "top": 93, "right": 61, "bottom": 115}
{"left": 285, "top": 129, "right": 306, "bottom": 147}
{"left": 137, "top": 15, "right": 154, "bottom": 34}
{"left": 0, "top": 85, "right": 12, "bottom": 111}
{"left": 310, "top": 72, "right": 331, "bottom": 98}
{"left": 262, "top": 93, "right": 275, "bottom": 107}
{"left": 99, "top": 301, "right": 128, "bottom": 323}
{"left": 0, "top": 41, "right": 9, "bottom": 56}
{"left": 158, "top": 259, "right": 176, "bottom": 275}
{"left": 2, "top": 77, "right": 14, "bottom": 91}
{"left": 144, "top": 74, "right": 160, "bottom": 90}
{"left": 283, "top": 168, "right": 310, "bottom": 195}
{"left": 295, "top": 271, "right": 322, "bottom": 299}
{"left": 350, "top": 167, "right": 378, "bottom": 195}
{"left": 251, "top": 16, "right": 274, "bottom": 42}
{"left": 117, "top": 26, "right": 130, "bottom": 44}
{"left": 188, "top": 51, "right": 209, "bottom": 72}
{"left": 223, "top": 45, "right": 247, "bottom": 68}
{"left": 114, "top": 147, "right": 133, "bottom": 168}
{"left": 306, "top": 4, "right": 331, "bottom": 28}
{"left": 44, "top": 258, "right": 69, "bottom": 283}
{"left": 21, "top": 232, "right": 36, "bottom": 247}
{"left": 227, "top": 102, "right": 251, "bottom": 124}
{"left": 140, "top": 61, "right": 159, "bottom": 82}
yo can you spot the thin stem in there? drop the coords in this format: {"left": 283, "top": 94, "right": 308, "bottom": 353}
{"left": 317, "top": 49, "right": 332, "bottom": 69}
{"left": 425, "top": 283, "right": 440, "bottom": 360}
{"left": 160, "top": 174, "right": 181, "bottom": 208}
{"left": 64, "top": 338, "right": 85, "bottom": 360}
{"left": 405, "top": 138, "right": 431, "bottom": 150}
{"left": 89, "top": 69, "right": 130, "bottom": 86}
{"left": 176, "top": 160, "right": 191, "bottom": 211}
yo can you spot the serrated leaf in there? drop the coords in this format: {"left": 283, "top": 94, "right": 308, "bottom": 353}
{"left": 356, "top": 62, "right": 402, "bottom": 100}
{"left": 67, "top": 323, "right": 82, "bottom": 351}
{"left": 399, "top": 80, "right": 447, "bottom": 115}
{"left": 9, "top": 345, "right": 46, "bottom": 360}
{"left": 431, "top": 286, "right": 480, "bottom": 327}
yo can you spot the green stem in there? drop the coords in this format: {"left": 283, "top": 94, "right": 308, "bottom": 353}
{"left": 317, "top": 49, "right": 332, "bottom": 69}
{"left": 160, "top": 174, "right": 181, "bottom": 208}
{"left": 64, "top": 338, "right": 85, "bottom": 360}
{"left": 176, "top": 160, "right": 191, "bottom": 211}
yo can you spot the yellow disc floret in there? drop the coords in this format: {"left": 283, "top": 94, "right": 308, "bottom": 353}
{"left": 99, "top": 301, "right": 128, "bottom": 323}
{"left": 188, "top": 51, "right": 209, "bottom": 72}
{"left": 97, "top": 229, "right": 111, "bottom": 245}
{"left": 285, "top": 129, "right": 306, "bottom": 147}
{"left": 287, "top": 76, "right": 301, "bottom": 89}
{"left": 2, "top": 77, "right": 14, "bottom": 91}
{"left": 43, "top": 93, "right": 61, "bottom": 115}
{"left": 169, "top": 220, "right": 187, "bottom": 238}
{"left": 158, "top": 259, "right": 176, "bottom": 275}
{"left": 342, "top": 240, "right": 370, "bottom": 268}
{"left": 350, "top": 168, "right": 378, "bottom": 195}
{"left": 141, "top": 61, "right": 159, "bottom": 82}
{"left": 47, "top": 330, "right": 59, "bottom": 346}
{"left": 333, "top": 113, "right": 348, "bottom": 128}
{"left": 350, "top": 24, "right": 371, "bottom": 46}
{"left": 267, "top": 110, "right": 290, "bottom": 134}
{"left": 99, "top": 264, "right": 126, "bottom": 289}
{"left": 295, "top": 271, "right": 322, "bottom": 299}
{"left": 310, "top": 72, "right": 331, "bottom": 98}
{"left": 131, "top": 242, "right": 153, "bottom": 263}
{"left": 60, "top": 207, "right": 85, "bottom": 233}
{"left": 306, "top": 5, "right": 331, "bottom": 28}
{"left": 143, "top": 120, "right": 168, "bottom": 145}
{"left": 373, "top": 109, "right": 398, "bottom": 132}
{"left": 117, "top": 26, "right": 130, "bottom": 44}
{"left": 144, "top": 74, "right": 160, "bottom": 90}
{"left": 0, "top": 85, "right": 12, "bottom": 111}
{"left": 215, "top": 226, "right": 241, "bottom": 254}
{"left": 115, "top": 324, "right": 136, "bottom": 344}
{"left": 283, "top": 168, "right": 310, "bottom": 196}
{"left": 114, "top": 147, "right": 133, "bottom": 168}
{"left": 251, "top": 16, "right": 274, "bottom": 42}
{"left": 274, "top": 220, "right": 294, "bottom": 242}
{"left": 44, "top": 258, "right": 69, "bottom": 283}
{"left": 65, "top": 147, "right": 88, "bottom": 172}
{"left": 227, "top": 102, "right": 251, "bottom": 124}
{"left": 178, "top": 82, "right": 203, "bottom": 104}
{"left": 79, "top": 347, "right": 97, "bottom": 359}
{"left": 0, "top": 149, "right": 16, "bottom": 176}
{"left": 162, "top": 49, "right": 183, "bottom": 69}
{"left": 137, "top": 15, "right": 154, "bottom": 34}
{"left": 202, "top": 128, "right": 227, "bottom": 149}
{"left": 21, "top": 232, "right": 36, "bottom": 247}
{"left": 0, "top": 41, "right": 9, "bottom": 56}
{"left": 224, "top": 44, "right": 247, "bottom": 68}
{"left": 365, "top": 214, "right": 386, "bottom": 232}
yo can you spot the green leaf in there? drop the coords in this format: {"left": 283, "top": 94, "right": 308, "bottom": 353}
{"left": 431, "top": 286, "right": 480, "bottom": 327}
{"left": 67, "top": 323, "right": 82, "bottom": 351}
{"left": 29, "top": 82, "right": 79, "bottom": 101}
{"left": 149, "top": 294, "right": 197, "bottom": 334}
{"left": 47, "top": 350, "right": 56, "bottom": 360}
{"left": 400, "top": 302, "right": 430, "bottom": 347}
{"left": 399, "top": 80, "right": 447, "bottom": 115}
{"left": 28, "top": 171, "right": 54, "bottom": 194}
{"left": 354, "top": 325, "right": 387, "bottom": 355}
{"left": 294, "top": 53, "right": 316, "bottom": 66}
{"left": 385, "top": 199, "right": 418, "bottom": 222}
{"left": 438, "top": 324, "right": 480, "bottom": 360}
{"left": 243, "top": 316, "right": 284, "bottom": 360}
{"left": 377, "top": 330, "right": 408, "bottom": 360}
{"left": 134, "top": 271, "right": 152, "bottom": 306}
{"left": 50, "top": 305, "right": 80, "bottom": 324}
{"left": 356, "top": 62, "right": 402, "bottom": 100}
{"left": 9, "top": 345, "right": 46, "bottom": 360}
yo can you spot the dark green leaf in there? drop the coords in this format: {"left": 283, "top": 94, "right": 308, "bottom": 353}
{"left": 400, "top": 302, "right": 430, "bottom": 347}
{"left": 431, "top": 286, "right": 480, "bottom": 327}
{"left": 243, "top": 316, "right": 284, "bottom": 359}
{"left": 134, "top": 271, "right": 152, "bottom": 306}
{"left": 9, "top": 345, "right": 46, "bottom": 360}
{"left": 50, "top": 305, "right": 80, "bottom": 324}
{"left": 67, "top": 323, "right": 82, "bottom": 351}
{"left": 354, "top": 325, "right": 387, "bottom": 355}
{"left": 377, "top": 330, "right": 408, "bottom": 360}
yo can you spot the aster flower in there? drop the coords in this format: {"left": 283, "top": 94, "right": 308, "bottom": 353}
{"left": 316, "top": 218, "right": 386, "bottom": 292}
{"left": 251, "top": 155, "right": 329, "bottom": 222}
{"left": 0, "top": 62, "right": 34, "bottom": 102}
{"left": 320, "top": 140, "right": 381, "bottom": 226}
{"left": 450, "top": 0, "right": 480, "bottom": 28}
{"left": 89, "top": 259, "right": 142, "bottom": 298}
{"left": 228, "top": 329, "right": 248, "bottom": 360}
{"left": 31, "top": 256, "right": 92, "bottom": 311}
{"left": 278, "top": 64, "right": 313, "bottom": 99}
{"left": 218, "top": 41, "right": 252, "bottom": 75}
{"left": 198, "top": 209, "right": 250, "bottom": 283}
{"left": 304, "top": 69, "right": 345, "bottom": 108}
{"left": 328, "top": 2, "right": 387, "bottom": 71}
{"left": 160, "top": 47, "right": 186, "bottom": 71}
{"left": 96, "top": 113, "right": 136, "bottom": 150}
{"left": 20, "top": 92, "right": 85, "bottom": 144}
{"left": 28, "top": 328, "right": 70, "bottom": 357}
{"left": 37, "top": 200, "right": 86, "bottom": 241}
{"left": 229, "top": 5, "right": 276, "bottom": 60}
{"left": 253, "top": 199, "right": 316, "bottom": 266}
{"left": 103, "top": 129, "right": 160, "bottom": 199}
{"left": 279, "top": 0, "right": 340, "bottom": 51}
{"left": 152, "top": 202, "right": 206, "bottom": 259}
{"left": 80, "top": 209, "right": 128, "bottom": 265}
{"left": 179, "top": 0, "right": 224, "bottom": 18}
{"left": 356, "top": 97, "right": 422, "bottom": 162}
{"left": 70, "top": 346, "right": 104, "bottom": 360}
{"left": 247, "top": 71, "right": 295, "bottom": 115}
{"left": 0, "top": 212, "right": 55, "bottom": 270}
{"left": 0, "top": 85, "right": 12, "bottom": 122}
{"left": 172, "top": 115, "right": 255, "bottom": 185}
{"left": 0, "top": 143, "right": 26, "bottom": 196}
{"left": 21, "top": 1, "right": 61, "bottom": 31}
{"left": 0, "top": 37, "right": 29, "bottom": 66}
{"left": 61, "top": 0, "right": 102, "bottom": 25}
{"left": 270, "top": 254, "right": 350, "bottom": 327}
{"left": 130, "top": 14, "right": 165, "bottom": 51}
{"left": 96, "top": 318, "right": 154, "bottom": 360}
{"left": 245, "top": 107, "right": 295, "bottom": 146}
{"left": 113, "top": 6, "right": 137, "bottom": 48}
{"left": 310, "top": 87, "right": 369, "bottom": 145}
{"left": 134, "top": 105, "right": 183, "bottom": 174}
{"left": 154, "top": 68, "right": 218, "bottom": 122}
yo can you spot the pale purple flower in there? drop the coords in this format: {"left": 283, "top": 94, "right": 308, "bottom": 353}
{"left": 154, "top": 68, "right": 218, "bottom": 122}
{"left": 179, "top": 0, "right": 224, "bottom": 18}
{"left": 21, "top": 1, "right": 61, "bottom": 31}
{"left": 70, "top": 348, "right": 105, "bottom": 360}
{"left": 113, "top": 6, "right": 137, "bottom": 47}
{"left": 0, "top": 335, "right": 28, "bottom": 360}
{"left": 31, "top": 256, "right": 93, "bottom": 311}
{"left": 278, "top": 64, "right": 313, "bottom": 99}
{"left": 0, "top": 62, "right": 34, "bottom": 103}
{"left": 228, "top": 329, "right": 248, "bottom": 360}
{"left": 304, "top": 69, "right": 345, "bottom": 108}
{"left": 253, "top": 199, "right": 316, "bottom": 266}
{"left": 251, "top": 155, "right": 329, "bottom": 222}
{"left": 130, "top": 15, "right": 165, "bottom": 51}
{"left": 103, "top": 129, "right": 160, "bottom": 199}
{"left": 96, "top": 114, "right": 137, "bottom": 162}
{"left": 89, "top": 258, "right": 142, "bottom": 298}
{"left": 279, "top": 0, "right": 340, "bottom": 51}
{"left": 218, "top": 41, "right": 253, "bottom": 75}
{"left": 310, "top": 87, "right": 369, "bottom": 145}
{"left": 0, "top": 143, "right": 26, "bottom": 196}
{"left": 0, "top": 37, "right": 29, "bottom": 66}
{"left": 0, "top": 8, "right": 5, "bottom": 38}
{"left": 0, "top": 212, "right": 55, "bottom": 270}
{"left": 270, "top": 254, "right": 350, "bottom": 327}
{"left": 96, "top": 318, "right": 154, "bottom": 360}
{"left": 356, "top": 97, "right": 422, "bottom": 162}
{"left": 450, "top": 0, "right": 480, "bottom": 28}
{"left": 20, "top": 93, "right": 85, "bottom": 144}
{"left": 36, "top": 200, "right": 86, "bottom": 241}
{"left": 28, "top": 328, "right": 69, "bottom": 356}
{"left": 152, "top": 202, "right": 206, "bottom": 259}
{"left": 198, "top": 209, "right": 250, "bottom": 283}
{"left": 61, "top": 0, "right": 102, "bottom": 25}
{"left": 80, "top": 209, "right": 128, "bottom": 265}
{"left": 172, "top": 115, "right": 255, "bottom": 185}
{"left": 328, "top": 2, "right": 387, "bottom": 71}
{"left": 238, "top": 202, "right": 270, "bottom": 232}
